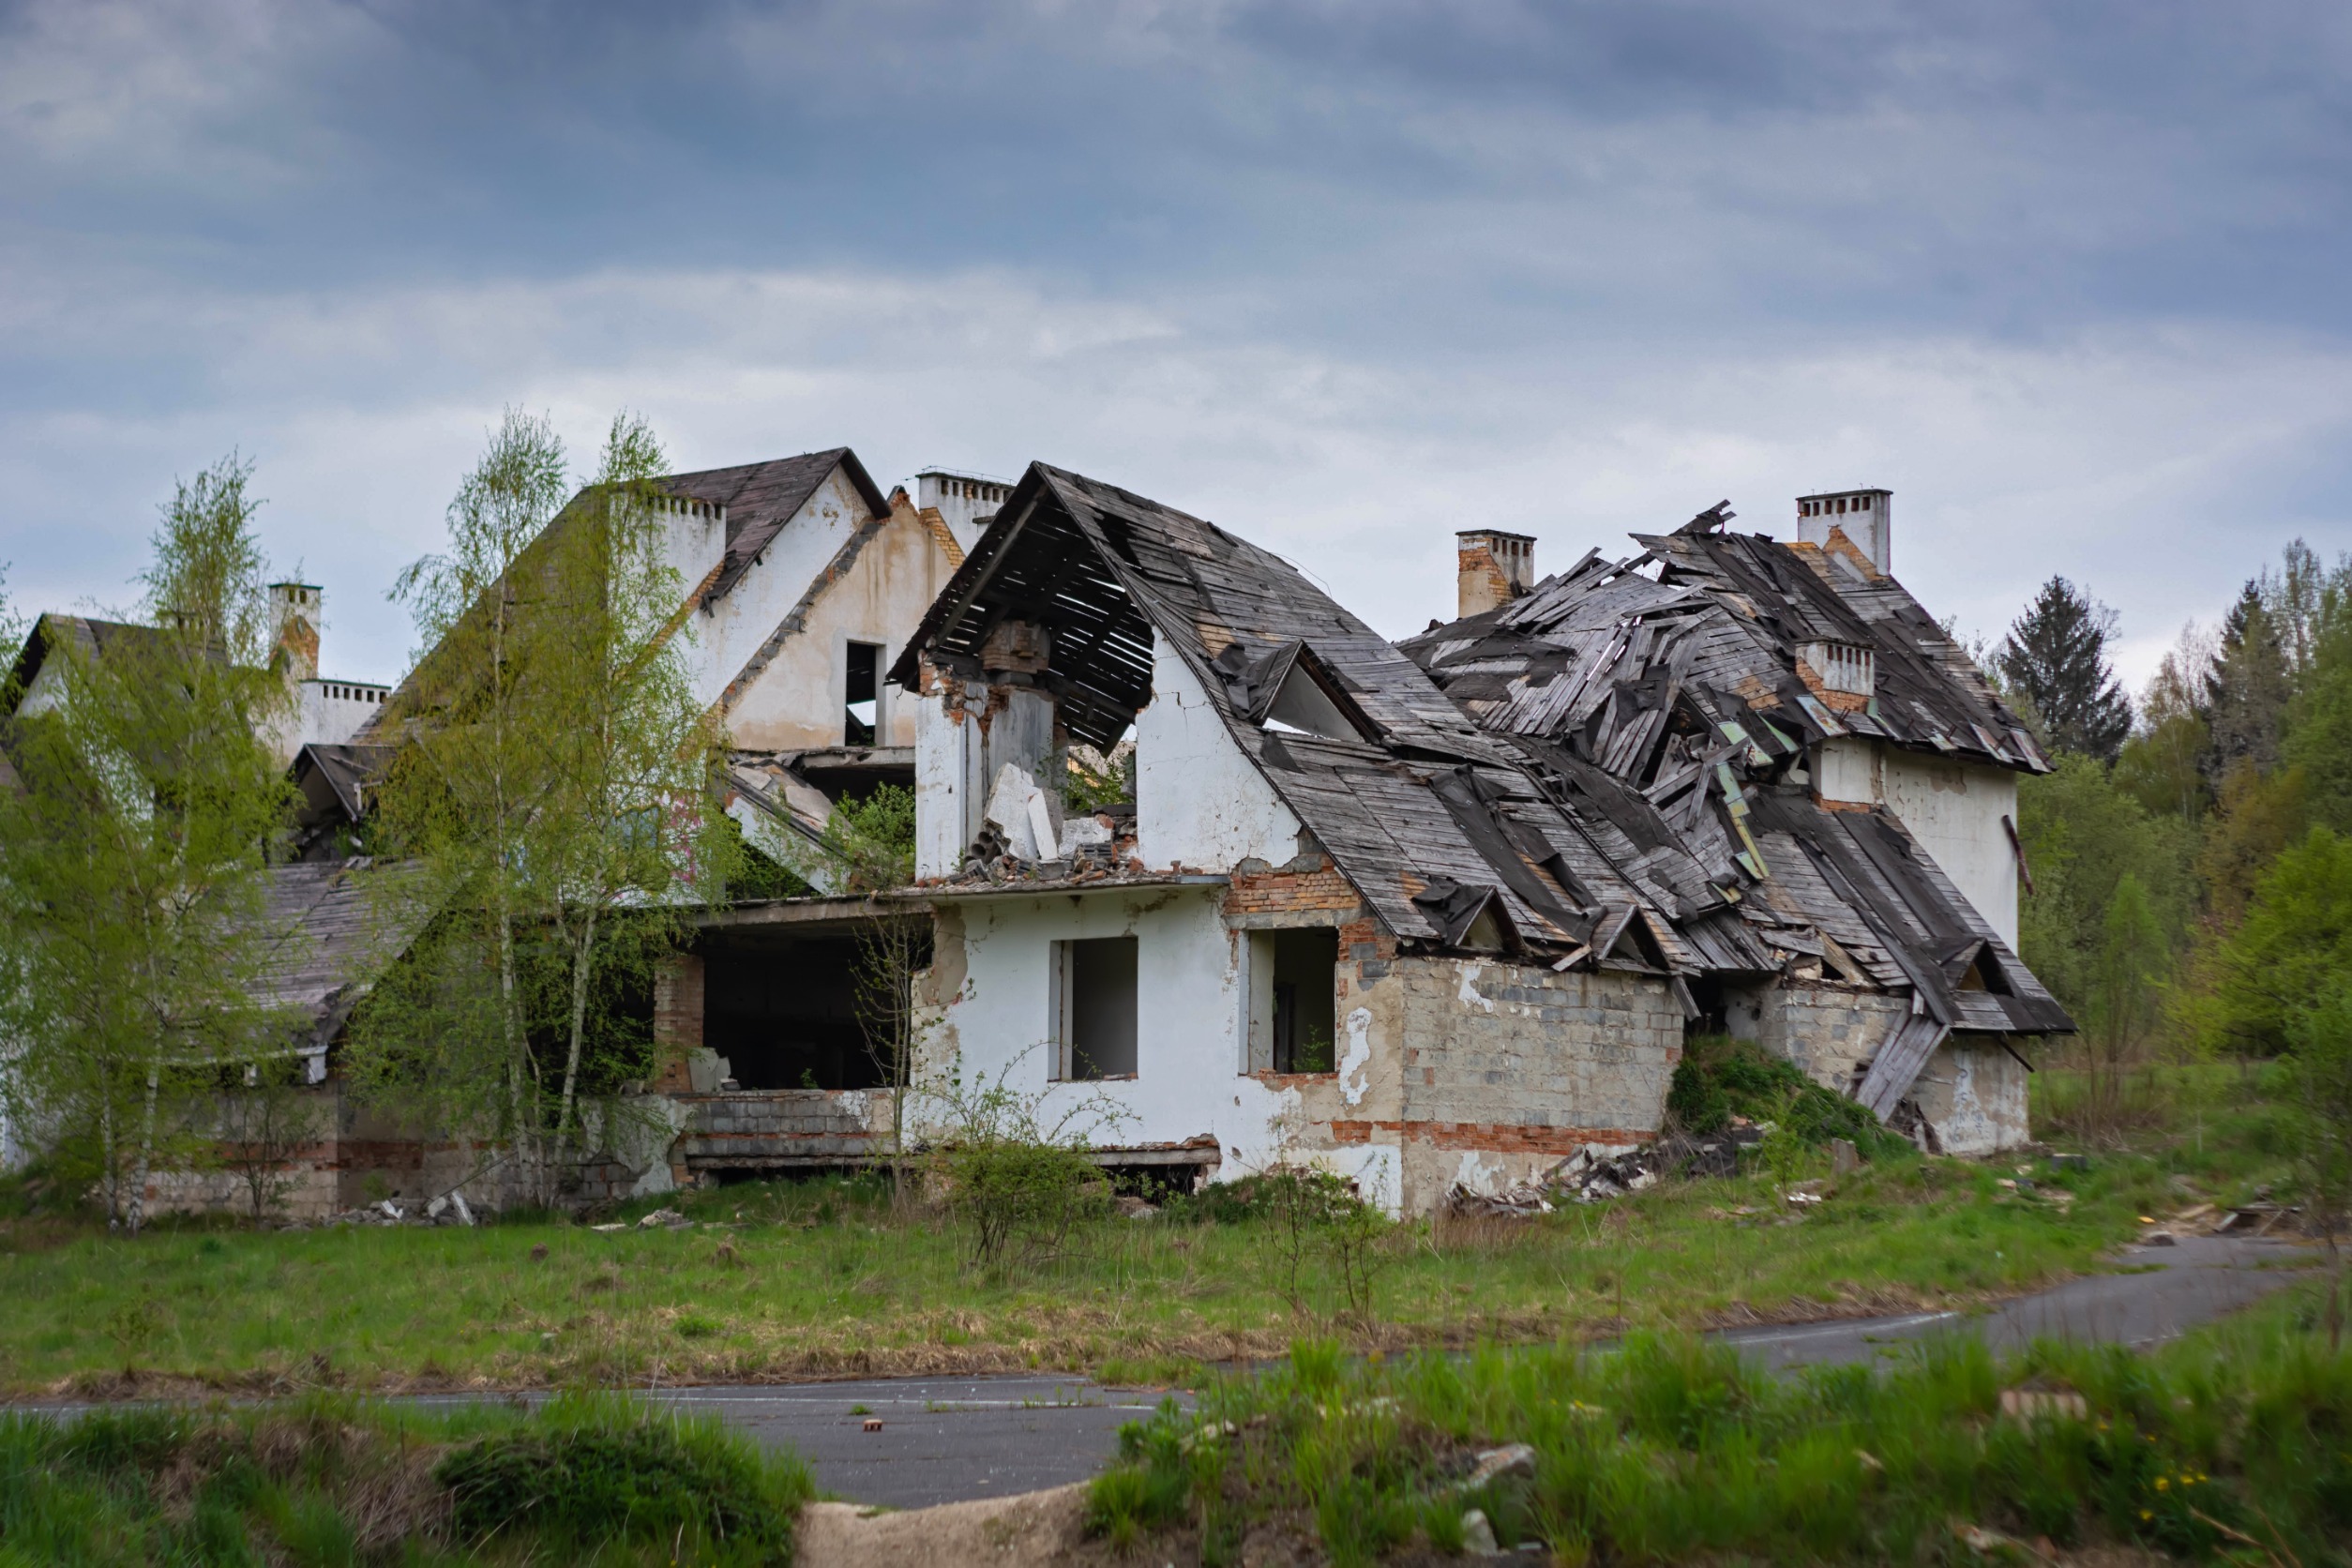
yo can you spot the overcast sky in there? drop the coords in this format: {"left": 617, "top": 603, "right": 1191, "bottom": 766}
{"left": 5, "top": 0, "right": 2348, "bottom": 691}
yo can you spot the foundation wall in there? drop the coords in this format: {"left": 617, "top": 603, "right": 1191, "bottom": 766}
{"left": 1389, "top": 961, "right": 1681, "bottom": 1214}
{"left": 1908, "top": 1038, "right": 2030, "bottom": 1155}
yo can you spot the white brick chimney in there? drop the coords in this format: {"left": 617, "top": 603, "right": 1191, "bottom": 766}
{"left": 1795, "top": 489, "right": 1891, "bottom": 573}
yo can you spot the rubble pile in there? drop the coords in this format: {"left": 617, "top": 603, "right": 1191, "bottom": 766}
{"left": 1447, "top": 1128, "right": 1760, "bottom": 1216}
{"left": 316, "top": 1193, "right": 475, "bottom": 1229}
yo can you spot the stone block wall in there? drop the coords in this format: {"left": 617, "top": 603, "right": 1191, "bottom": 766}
{"left": 1361, "top": 957, "right": 1681, "bottom": 1214}
{"left": 670, "top": 1088, "right": 888, "bottom": 1176}
{"left": 1740, "top": 981, "right": 1912, "bottom": 1092}
{"left": 1909, "top": 1038, "right": 2029, "bottom": 1155}
{"left": 1735, "top": 981, "right": 2032, "bottom": 1155}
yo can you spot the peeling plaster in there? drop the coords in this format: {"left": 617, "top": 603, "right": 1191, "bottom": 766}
{"left": 1339, "top": 1006, "right": 1373, "bottom": 1106}
{"left": 1456, "top": 963, "right": 1495, "bottom": 1013}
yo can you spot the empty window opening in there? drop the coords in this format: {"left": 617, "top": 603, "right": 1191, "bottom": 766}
{"left": 1055, "top": 936, "right": 1138, "bottom": 1079}
{"left": 1249, "top": 927, "right": 1338, "bottom": 1074}
{"left": 845, "top": 641, "right": 881, "bottom": 745}
{"left": 704, "top": 927, "right": 927, "bottom": 1091}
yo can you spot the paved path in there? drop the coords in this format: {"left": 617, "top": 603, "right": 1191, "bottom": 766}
{"left": 627, "top": 1234, "right": 2312, "bottom": 1507}
{"left": 11, "top": 1235, "right": 2314, "bottom": 1511}
{"left": 1714, "top": 1233, "right": 2305, "bottom": 1371}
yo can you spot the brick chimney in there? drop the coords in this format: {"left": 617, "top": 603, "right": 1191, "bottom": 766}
{"left": 1795, "top": 489, "right": 1892, "bottom": 574}
{"left": 267, "top": 581, "right": 321, "bottom": 684}
{"left": 1455, "top": 530, "right": 1535, "bottom": 619}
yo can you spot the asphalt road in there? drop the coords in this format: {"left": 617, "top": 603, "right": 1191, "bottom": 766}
{"left": 14, "top": 1234, "right": 2314, "bottom": 1511}
{"left": 594, "top": 1233, "right": 2313, "bottom": 1508}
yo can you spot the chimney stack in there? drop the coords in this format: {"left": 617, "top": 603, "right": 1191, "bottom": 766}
{"left": 267, "top": 581, "right": 321, "bottom": 684}
{"left": 1455, "top": 530, "right": 1535, "bottom": 620}
{"left": 1795, "top": 489, "right": 1892, "bottom": 574}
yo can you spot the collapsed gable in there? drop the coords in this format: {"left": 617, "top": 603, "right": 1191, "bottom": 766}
{"left": 894, "top": 464, "right": 1738, "bottom": 961}
{"left": 1399, "top": 506, "right": 2072, "bottom": 1077}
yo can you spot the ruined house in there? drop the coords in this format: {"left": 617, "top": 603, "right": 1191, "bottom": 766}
{"left": 269, "top": 450, "right": 996, "bottom": 1207}
{"left": 893, "top": 463, "right": 1791, "bottom": 1215}
{"left": 1401, "top": 492, "right": 2073, "bottom": 1155}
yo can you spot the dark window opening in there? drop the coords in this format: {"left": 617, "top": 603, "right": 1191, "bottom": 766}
{"left": 704, "top": 927, "right": 927, "bottom": 1091}
{"left": 1270, "top": 928, "right": 1338, "bottom": 1073}
{"left": 845, "top": 641, "right": 881, "bottom": 745}
{"left": 1058, "top": 936, "right": 1138, "bottom": 1079}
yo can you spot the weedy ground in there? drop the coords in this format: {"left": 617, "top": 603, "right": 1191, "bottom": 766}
{"left": 1086, "top": 1284, "right": 2352, "bottom": 1566}
{"left": 0, "top": 1063, "right": 2309, "bottom": 1399}
{"left": 0, "top": 1390, "right": 814, "bottom": 1567}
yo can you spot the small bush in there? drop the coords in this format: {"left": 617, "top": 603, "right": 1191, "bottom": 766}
{"left": 436, "top": 1394, "right": 810, "bottom": 1559}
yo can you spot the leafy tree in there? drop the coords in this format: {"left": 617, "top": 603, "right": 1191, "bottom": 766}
{"left": 0, "top": 458, "right": 299, "bottom": 1230}
{"left": 2116, "top": 633, "right": 2212, "bottom": 826}
{"left": 1998, "top": 577, "right": 2133, "bottom": 761}
{"left": 2209, "top": 827, "right": 2352, "bottom": 1058}
{"left": 2285, "top": 976, "right": 2352, "bottom": 1347}
{"left": 2194, "top": 761, "right": 2309, "bottom": 929}
{"left": 2014, "top": 754, "right": 2194, "bottom": 1017}
{"left": 2082, "top": 873, "right": 2167, "bottom": 1130}
{"left": 351, "top": 413, "right": 736, "bottom": 1204}
{"left": 2284, "top": 571, "right": 2352, "bottom": 834}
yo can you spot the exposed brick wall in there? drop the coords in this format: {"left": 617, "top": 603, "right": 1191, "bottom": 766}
{"left": 1224, "top": 863, "right": 1362, "bottom": 920}
{"left": 652, "top": 954, "right": 705, "bottom": 1093}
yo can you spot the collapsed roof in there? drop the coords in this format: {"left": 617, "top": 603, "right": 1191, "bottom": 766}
{"left": 1400, "top": 505, "right": 2072, "bottom": 1088}
{"left": 892, "top": 463, "right": 1778, "bottom": 969}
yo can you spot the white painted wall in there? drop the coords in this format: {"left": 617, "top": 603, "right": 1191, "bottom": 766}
{"left": 709, "top": 479, "right": 970, "bottom": 753}
{"left": 695, "top": 467, "right": 867, "bottom": 717}
{"left": 914, "top": 682, "right": 987, "bottom": 878}
{"left": 917, "top": 885, "right": 1343, "bottom": 1183}
{"left": 1136, "top": 634, "right": 1303, "bottom": 871}
{"left": 1815, "top": 737, "right": 2020, "bottom": 948}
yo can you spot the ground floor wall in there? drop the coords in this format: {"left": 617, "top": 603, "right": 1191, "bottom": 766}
{"left": 1727, "top": 979, "right": 2032, "bottom": 1157}
{"left": 917, "top": 876, "right": 1687, "bottom": 1216}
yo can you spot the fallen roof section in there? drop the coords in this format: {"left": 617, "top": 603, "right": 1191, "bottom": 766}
{"left": 894, "top": 463, "right": 1758, "bottom": 961}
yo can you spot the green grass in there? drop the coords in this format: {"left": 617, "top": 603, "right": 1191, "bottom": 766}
{"left": 0, "top": 1063, "right": 2302, "bottom": 1396}
{"left": 0, "top": 1391, "right": 814, "bottom": 1566}
{"left": 1087, "top": 1293, "right": 2352, "bottom": 1565}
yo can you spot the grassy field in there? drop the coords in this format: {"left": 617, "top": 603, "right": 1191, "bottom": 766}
{"left": 1089, "top": 1277, "right": 2352, "bottom": 1565}
{"left": 0, "top": 1391, "right": 813, "bottom": 1566}
{"left": 0, "top": 1063, "right": 2307, "bottom": 1398}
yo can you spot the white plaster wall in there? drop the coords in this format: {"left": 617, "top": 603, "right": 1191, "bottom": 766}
{"left": 1136, "top": 635, "right": 1302, "bottom": 872}
{"left": 1815, "top": 737, "right": 2020, "bottom": 948}
{"left": 914, "top": 683, "right": 986, "bottom": 879}
{"left": 915, "top": 884, "right": 1320, "bottom": 1191}
{"left": 724, "top": 495, "right": 968, "bottom": 752}
{"left": 695, "top": 467, "right": 869, "bottom": 716}
{"left": 656, "top": 496, "right": 728, "bottom": 647}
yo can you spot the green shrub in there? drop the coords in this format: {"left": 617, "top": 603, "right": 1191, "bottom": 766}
{"left": 436, "top": 1394, "right": 810, "bottom": 1560}
{"left": 1681, "top": 1036, "right": 1912, "bottom": 1160}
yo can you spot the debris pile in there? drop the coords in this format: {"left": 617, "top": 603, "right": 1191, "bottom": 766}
{"left": 1446, "top": 1129, "right": 1760, "bottom": 1215}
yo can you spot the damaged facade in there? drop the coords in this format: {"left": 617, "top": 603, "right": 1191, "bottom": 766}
{"left": 9, "top": 432, "right": 2069, "bottom": 1218}
{"left": 892, "top": 469, "right": 2071, "bottom": 1215}
{"left": 1400, "top": 490, "right": 2072, "bottom": 1158}
{"left": 897, "top": 465, "right": 1762, "bottom": 1215}
{"left": 127, "top": 450, "right": 990, "bottom": 1214}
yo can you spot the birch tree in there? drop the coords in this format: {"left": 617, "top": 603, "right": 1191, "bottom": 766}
{"left": 0, "top": 459, "right": 297, "bottom": 1230}
{"left": 353, "top": 412, "right": 733, "bottom": 1204}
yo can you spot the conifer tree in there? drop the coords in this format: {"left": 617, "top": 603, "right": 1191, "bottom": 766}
{"left": 1999, "top": 577, "right": 2133, "bottom": 761}
{"left": 2202, "top": 580, "right": 2290, "bottom": 782}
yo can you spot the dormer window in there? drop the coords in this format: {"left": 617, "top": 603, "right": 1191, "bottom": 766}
{"left": 1800, "top": 640, "right": 1874, "bottom": 697}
